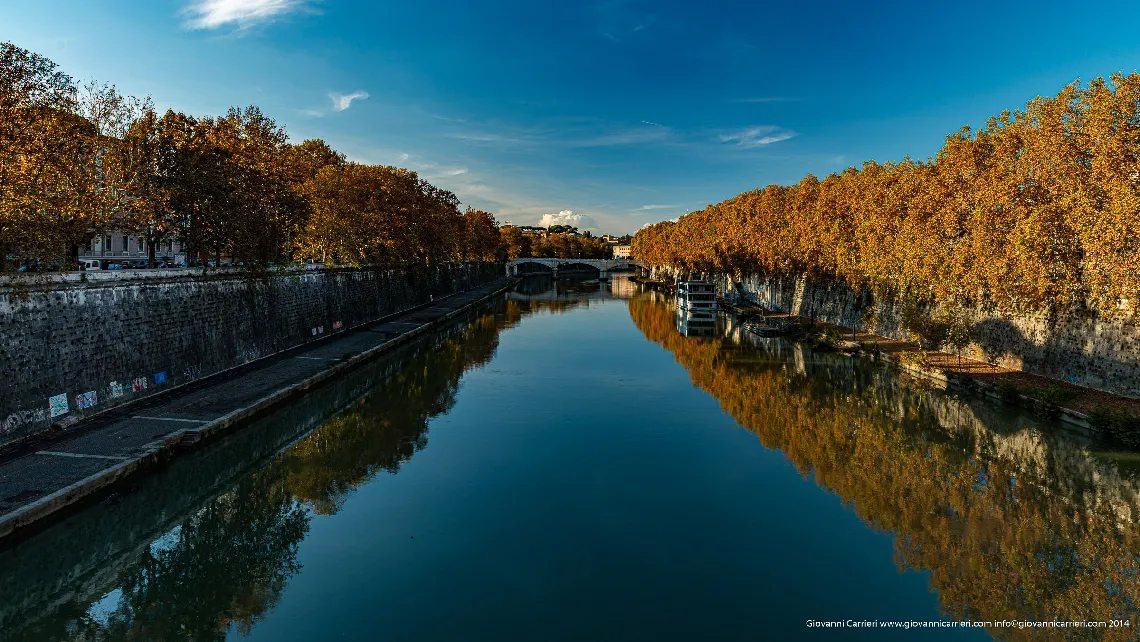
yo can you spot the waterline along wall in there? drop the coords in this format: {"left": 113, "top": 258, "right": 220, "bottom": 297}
{"left": 0, "top": 263, "right": 500, "bottom": 446}
{"left": 706, "top": 271, "right": 1140, "bottom": 399}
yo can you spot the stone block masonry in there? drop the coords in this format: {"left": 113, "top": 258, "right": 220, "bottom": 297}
{"left": 707, "top": 271, "right": 1140, "bottom": 399}
{"left": 0, "top": 263, "right": 500, "bottom": 447}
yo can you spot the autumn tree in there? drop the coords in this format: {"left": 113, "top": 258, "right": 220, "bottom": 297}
{"left": 633, "top": 72, "right": 1140, "bottom": 319}
{"left": 463, "top": 208, "right": 500, "bottom": 262}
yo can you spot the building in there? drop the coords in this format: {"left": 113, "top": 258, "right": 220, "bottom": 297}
{"left": 515, "top": 225, "right": 550, "bottom": 239}
{"left": 613, "top": 244, "right": 632, "bottom": 259}
{"left": 79, "top": 231, "right": 186, "bottom": 267}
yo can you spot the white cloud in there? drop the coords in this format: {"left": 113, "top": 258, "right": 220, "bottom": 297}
{"left": 637, "top": 204, "right": 674, "bottom": 211}
{"left": 718, "top": 126, "right": 796, "bottom": 148}
{"left": 539, "top": 210, "right": 599, "bottom": 230}
{"left": 330, "top": 90, "right": 369, "bottom": 112}
{"left": 183, "top": 0, "right": 313, "bottom": 29}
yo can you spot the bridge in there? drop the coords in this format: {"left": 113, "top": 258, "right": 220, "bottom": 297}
{"left": 506, "top": 258, "right": 642, "bottom": 278}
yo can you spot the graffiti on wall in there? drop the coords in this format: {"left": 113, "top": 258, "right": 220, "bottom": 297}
{"left": 48, "top": 393, "right": 69, "bottom": 418}
{"left": 75, "top": 391, "right": 98, "bottom": 410}
{"left": 1, "top": 407, "right": 48, "bottom": 435}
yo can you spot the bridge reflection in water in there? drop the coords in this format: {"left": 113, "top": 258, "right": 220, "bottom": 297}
{"left": 0, "top": 282, "right": 1136, "bottom": 640}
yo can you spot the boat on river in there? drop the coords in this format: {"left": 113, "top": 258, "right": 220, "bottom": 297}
{"left": 675, "top": 280, "right": 717, "bottom": 313}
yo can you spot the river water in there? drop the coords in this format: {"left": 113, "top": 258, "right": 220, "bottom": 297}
{"left": 1, "top": 276, "right": 1138, "bottom": 641}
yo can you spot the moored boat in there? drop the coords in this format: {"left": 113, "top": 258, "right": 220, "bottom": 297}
{"left": 676, "top": 280, "right": 717, "bottom": 313}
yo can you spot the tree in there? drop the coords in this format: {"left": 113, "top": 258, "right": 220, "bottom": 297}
{"left": 0, "top": 42, "right": 79, "bottom": 268}
{"left": 463, "top": 208, "right": 499, "bottom": 262}
{"left": 632, "top": 72, "right": 1140, "bottom": 319}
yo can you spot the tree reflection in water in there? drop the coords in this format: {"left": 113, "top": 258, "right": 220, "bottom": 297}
{"left": 629, "top": 296, "right": 1140, "bottom": 641}
{"left": 0, "top": 293, "right": 582, "bottom": 641}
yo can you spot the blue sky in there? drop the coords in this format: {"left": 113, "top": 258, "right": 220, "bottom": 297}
{"left": 4, "top": 0, "right": 1140, "bottom": 234}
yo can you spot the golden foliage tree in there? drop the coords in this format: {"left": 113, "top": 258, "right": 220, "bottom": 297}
{"left": 1, "top": 42, "right": 502, "bottom": 271}
{"left": 633, "top": 74, "right": 1140, "bottom": 317}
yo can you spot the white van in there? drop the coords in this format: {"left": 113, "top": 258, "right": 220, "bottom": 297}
{"left": 79, "top": 259, "right": 102, "bottom": 270}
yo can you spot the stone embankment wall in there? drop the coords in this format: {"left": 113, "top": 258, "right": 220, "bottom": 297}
{"left": 656, "top": 267, "right": 1139, "bottom": 398}
{"left": 0, "top": 263, "right": 499, "bottom": 446}
{"left": 728, "top": 273, "right": 1140, "bottom": 398}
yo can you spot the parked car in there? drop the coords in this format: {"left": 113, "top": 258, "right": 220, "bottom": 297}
{"left": 79, "top": 259, "right": 102, "bottom": 270}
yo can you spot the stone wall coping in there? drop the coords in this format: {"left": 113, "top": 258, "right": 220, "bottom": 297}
{"left": 0, "top": 263, "right": 489, "bottom": 294}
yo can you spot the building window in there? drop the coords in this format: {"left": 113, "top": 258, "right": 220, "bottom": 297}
{"left": 122, "top": 235, "right": 128, "bottom": 252}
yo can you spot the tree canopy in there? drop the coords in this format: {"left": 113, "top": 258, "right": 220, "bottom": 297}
{"left": 633, "top": 74, "right": 1140, "bottom": 317}
{"left": 0, "top": 42, "right": 502, "bottom": 270}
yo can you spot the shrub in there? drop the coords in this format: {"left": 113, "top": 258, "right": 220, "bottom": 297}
{"left": 1025, "top": 385, "right": 1077, "bottom": 408}
{"left": 1088, "top": 405, "right": 1140, "bottom": 447}
{"left": 899, "top": 350, "right": 933, "bottom": 371}
{"left": 994, "top": 378, "right": 1022, "bottom": 405}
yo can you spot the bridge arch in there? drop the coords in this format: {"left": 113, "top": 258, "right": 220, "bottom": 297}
{"left": 510, "top": 260, "right": 554, "bottom": 275}
{"left": 506, "top": 257, "right": 643, "bottom": 277}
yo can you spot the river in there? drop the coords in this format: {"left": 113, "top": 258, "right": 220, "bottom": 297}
{"left": 1, "top": 276, "right": 1138, "bottom": 641}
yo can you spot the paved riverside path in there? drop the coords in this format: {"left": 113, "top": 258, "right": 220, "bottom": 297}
{"left": 0, "top": 278, "right": 516, "bottom": 541}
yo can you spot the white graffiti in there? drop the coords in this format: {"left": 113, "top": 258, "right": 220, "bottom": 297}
{"left": 2, "top": 407, "right": 48, "bottom": 435}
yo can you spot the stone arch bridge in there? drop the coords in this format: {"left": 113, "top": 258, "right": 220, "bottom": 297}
{"left": 506, "top": 258, "right": 642, "bottom": 278}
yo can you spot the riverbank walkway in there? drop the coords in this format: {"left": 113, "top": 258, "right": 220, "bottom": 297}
{"left": 0, "top": 278, "right": 516, "bottom": 542}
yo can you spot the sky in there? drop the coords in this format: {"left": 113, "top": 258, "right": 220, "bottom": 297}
{"left": 4, "top": 0, "right": 1140, "bottom": 234}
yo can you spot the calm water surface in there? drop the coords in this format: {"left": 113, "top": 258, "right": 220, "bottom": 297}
{"left": 2, "top": 276, "right": 1138, "bottom": 641}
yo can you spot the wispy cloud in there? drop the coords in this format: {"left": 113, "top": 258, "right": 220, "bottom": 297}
{"left": 729, "top": 97, "right": 801, "bottom": 104}
{"left": 636, "top": 204, "right": 675, "bottom": 211}
{"left": 330, "top": 90, "right": 369, "bottom": 111}
{"left": 446, "top": 131, "right": 530, "bottom": 146}
{"left": 568, "top": 127, "right": 670, "bottom": 147}
{"left": 182, "top": 0, "right": 315, "bottom": 30}
{"left": 641, "top": 120, "right": 662, "bottom": 127}
{"left": 718, "top": 126, "right": 796, "bottom": 148}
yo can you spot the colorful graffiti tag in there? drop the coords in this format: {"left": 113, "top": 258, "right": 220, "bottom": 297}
{"left": 48, "top": 393, "right": 69, "bottom": 418}
{"left": 75, "top": 391, "right": 98, "bottom": 410}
